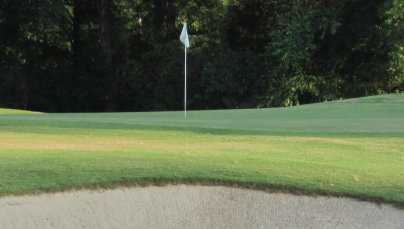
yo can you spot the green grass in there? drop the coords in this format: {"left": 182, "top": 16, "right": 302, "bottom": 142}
{"left": 0, "top": 108, "right": 39, "bottom": 115}
{"left": 0, "top": 93, "right": 404, "bottom": 207}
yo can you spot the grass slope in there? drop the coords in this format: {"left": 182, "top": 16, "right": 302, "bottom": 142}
{"left": 0, "top": 108, "right": 38, "bottom": 115}
{"left": 0, "top": 93, "right": 403, "bottom": 206}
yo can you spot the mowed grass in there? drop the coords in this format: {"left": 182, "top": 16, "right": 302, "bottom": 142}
{"left": 0, "top": 108, "right": 39, "bottom": 115}
{"left": 0, "top": 93, "right": 403, "bottom": 206}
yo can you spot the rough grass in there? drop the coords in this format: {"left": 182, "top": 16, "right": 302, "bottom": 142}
{"left": 0, "top": 93, "right": 403, "bottom": 206}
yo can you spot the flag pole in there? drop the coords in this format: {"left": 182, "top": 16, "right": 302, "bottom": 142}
{"left": 180, "top": 22, "right": 189, "bottom": 120}
{"left": 184, "top": 45, "right": 187, "bottom": 120}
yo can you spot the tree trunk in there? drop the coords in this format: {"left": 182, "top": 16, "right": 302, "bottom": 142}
{"left": 98, "top": 0, "right": 116, "bottom": 111}
{"left": 71, "top": 0, "right": 83, "bottom": 111}
{"left": 98, "top": 0, "right": 113, "bottom": 66}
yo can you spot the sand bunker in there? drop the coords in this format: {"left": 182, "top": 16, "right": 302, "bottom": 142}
{"left": 0, "top": 185, "right": 403, "bottom": 229}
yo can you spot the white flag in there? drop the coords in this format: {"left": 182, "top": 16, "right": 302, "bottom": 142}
{"left": 180, "top": 23, "right": 190, "bottom": 48}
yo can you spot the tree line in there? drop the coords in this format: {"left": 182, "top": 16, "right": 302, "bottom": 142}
{"left": 0, "top": 0, "right": 403, "bottom": 112}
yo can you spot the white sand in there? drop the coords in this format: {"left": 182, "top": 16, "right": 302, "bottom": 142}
{"left": 0, "top": 185, "right": 403, "bottom": 229}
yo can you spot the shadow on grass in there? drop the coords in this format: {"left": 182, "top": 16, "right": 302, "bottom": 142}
{"left": 1, "top": 117, "right": 404, "bottom": 138}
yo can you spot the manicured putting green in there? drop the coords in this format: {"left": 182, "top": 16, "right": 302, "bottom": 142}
{"left": 0, "top": 94, "right": 403, "bottom": 206}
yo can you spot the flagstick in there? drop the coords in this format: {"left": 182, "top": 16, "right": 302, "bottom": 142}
{"left": 184, "top": 46, "right": 187, "bottom": 120}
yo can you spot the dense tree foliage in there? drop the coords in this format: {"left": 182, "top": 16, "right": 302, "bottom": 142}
{"left": 0, "top": 0, "right": 403, "bottom": 112}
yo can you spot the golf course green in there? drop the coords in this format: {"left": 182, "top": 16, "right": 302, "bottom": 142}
{"left": 0, "top": 93, "right": 403, "bottom": 207}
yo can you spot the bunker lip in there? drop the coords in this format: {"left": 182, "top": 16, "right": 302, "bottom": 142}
{"left": 1, "top": 185, "right": 403, "bottom": 229}
{"left": 1, "top": 181, "right": 403, "bottom": 210}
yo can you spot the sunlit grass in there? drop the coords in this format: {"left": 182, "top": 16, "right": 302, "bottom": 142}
{"left": 0, "top": 94, "right": 403, "bottom": 206}
{"left": 0, "top": 108, "right": 39, "bottom": 115}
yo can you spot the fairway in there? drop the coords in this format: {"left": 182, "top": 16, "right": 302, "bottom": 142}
{"left": 0, "top": 94, "right": 404, "bottom": 206}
